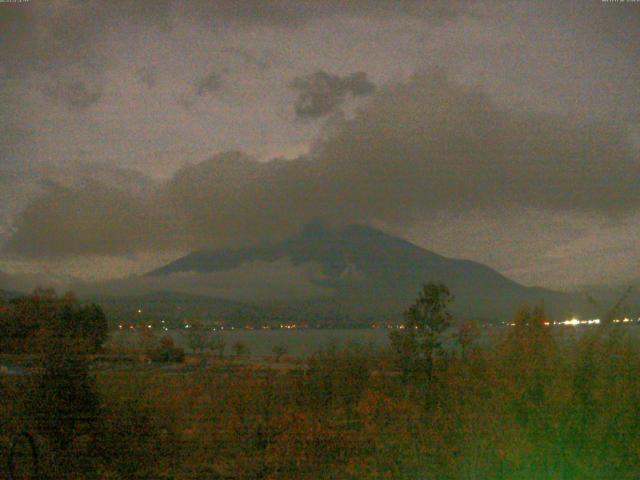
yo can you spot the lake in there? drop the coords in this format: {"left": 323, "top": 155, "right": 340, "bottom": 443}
{"left": 110, "top": 328, "right": 392, "bottom": 357}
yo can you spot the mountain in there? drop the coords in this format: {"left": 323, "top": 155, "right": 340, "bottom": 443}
{"left": 0, "top": 271, "right": 21, "bottom": 298}
{"left": 0, "top": 271, "right": 23, "bottom": 300}
{"left": 92, "top": 291, "right": 280, "bottom": 326}
{"left": 148, "top": 224, "right": 589, "bottom": 322}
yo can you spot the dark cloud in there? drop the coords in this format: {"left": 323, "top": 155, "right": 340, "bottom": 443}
{"left": 0, "top": 120, "right": 33, "bottom": 166}
{"left": 136, "top": 66, "right": 158, "bottom": 88}
{"left": 178, "top": 70, "right": 226, "bottom": 109}
{"left": 290, "top": 70, "right": 376, "bottom": 119}
{"left": 175, "top": 0, "right": 467, "bottom": 28}
{"left": 312, "top": 72, "right": 638, "bottom": 219}
{"left": 0, "top": 0, "right": 467, "bottom": 79}
{"left": 77, "top": 259, "right": 332, "bottom": 302}
{"left": 4, "top": 182, "right": 167, "bottom": 258}
{"left": 195, "top": 72, "right": 224, "bottom": 96}
{"left": 546, "top": 2, "right": 640, "bottom": 61}
{"left": 224, "top": 47, "right": 272, "bottom": 71}
{"left": 0, "top": 4, "right": 100, "bottom": 77}
{"left": 42, "top": 79, "right": 103, "bottom": 110}
{"left": 4, "top": 73, "right": 639, "bottom": 259}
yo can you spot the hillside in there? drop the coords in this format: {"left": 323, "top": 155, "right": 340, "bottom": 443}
{"left": 148, "top": 224, "right": 589, "bottom": 322}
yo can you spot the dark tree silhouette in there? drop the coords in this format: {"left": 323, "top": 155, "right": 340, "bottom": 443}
{"left": 390, "top": 282, "right": 453, "bottom": 381}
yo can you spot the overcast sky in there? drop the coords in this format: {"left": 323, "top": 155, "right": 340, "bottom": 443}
{"left": 1, "top": 0, "right": 639, "bottom": 289}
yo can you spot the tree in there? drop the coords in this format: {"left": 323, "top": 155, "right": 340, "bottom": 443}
{"left": 25, "top": 340, "right": 100, "bottom": 478}
{"left": 272, "top": 344, "right": 288, "bottom": 362}
{"left": 498, "top": 305, "right": 555, "bottom": 435}
{"left": 0, "top": 290, "right": 109, "bottom": 354}
{"left": 390, "top": 282, "right": 453, "bottom": 382}
{"left": 138, "top": 324, "right": 158, "bottom": 352}
{"left": 233, "top": 341, "right": 249, "bottom": 357}
{"left": 79, "top": 303, "right": 108, "bottom": 352}
{"left": 187, "top": 321, "right": 225, "bottom": 356}
{"left": 160, "top": 335, "right": 175, "bottom": 350}
{"left": 454, "top": 320, "right": 481, "bottom": 360}
{"left": 187, "top": 320, "right": 208, "bottom": 353}
{"left": 209, "top": 334, "right": 226, "bottom": 358}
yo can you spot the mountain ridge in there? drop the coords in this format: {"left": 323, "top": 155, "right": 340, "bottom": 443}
{"left": 147, "top": 224, "right": 589, "bottom": 322}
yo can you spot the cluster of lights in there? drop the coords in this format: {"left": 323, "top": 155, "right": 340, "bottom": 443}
{"left": 557, "top": 318, "right": 640, "bottom": 325}
{"left": 612, "top": 317, "right": 639, "bottom": 324}
{"left": 503, "top": 317, "right": 640, "bottom": 327}
{"left": 559, "top": 317, "right": 640, "bottom": 326}
{"left": 384, "top": 325, "right": 421, "bottom": 330}
{"left": 118, "top": 324, "right": 155, "bottom": 330}
{"left": 556, "top": 318, "right": 601, "bottom": 326}
{"left": 505, "top": 318, "right": 602, "bottom": 327}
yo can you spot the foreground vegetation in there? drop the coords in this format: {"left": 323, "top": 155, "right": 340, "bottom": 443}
{"left": 2, "top": 286, "right": 640, "bottom": 479}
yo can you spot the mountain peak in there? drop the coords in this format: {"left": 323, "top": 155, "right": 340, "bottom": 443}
{"left": 145, "top": 224, "right": 587, "bottom": 321}
{"left": 299, "top": 221, "right": 330, "bottom": 239}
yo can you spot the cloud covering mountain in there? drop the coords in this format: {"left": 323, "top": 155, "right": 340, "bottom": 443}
{"left": 0, "top": 224, "right": 594, "bottom": 322}
{"left": 1, "top": 0, "right": 639, "bottom": 288}
{"left": 4, "top": 72, "right": 638, "bottom": 260}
